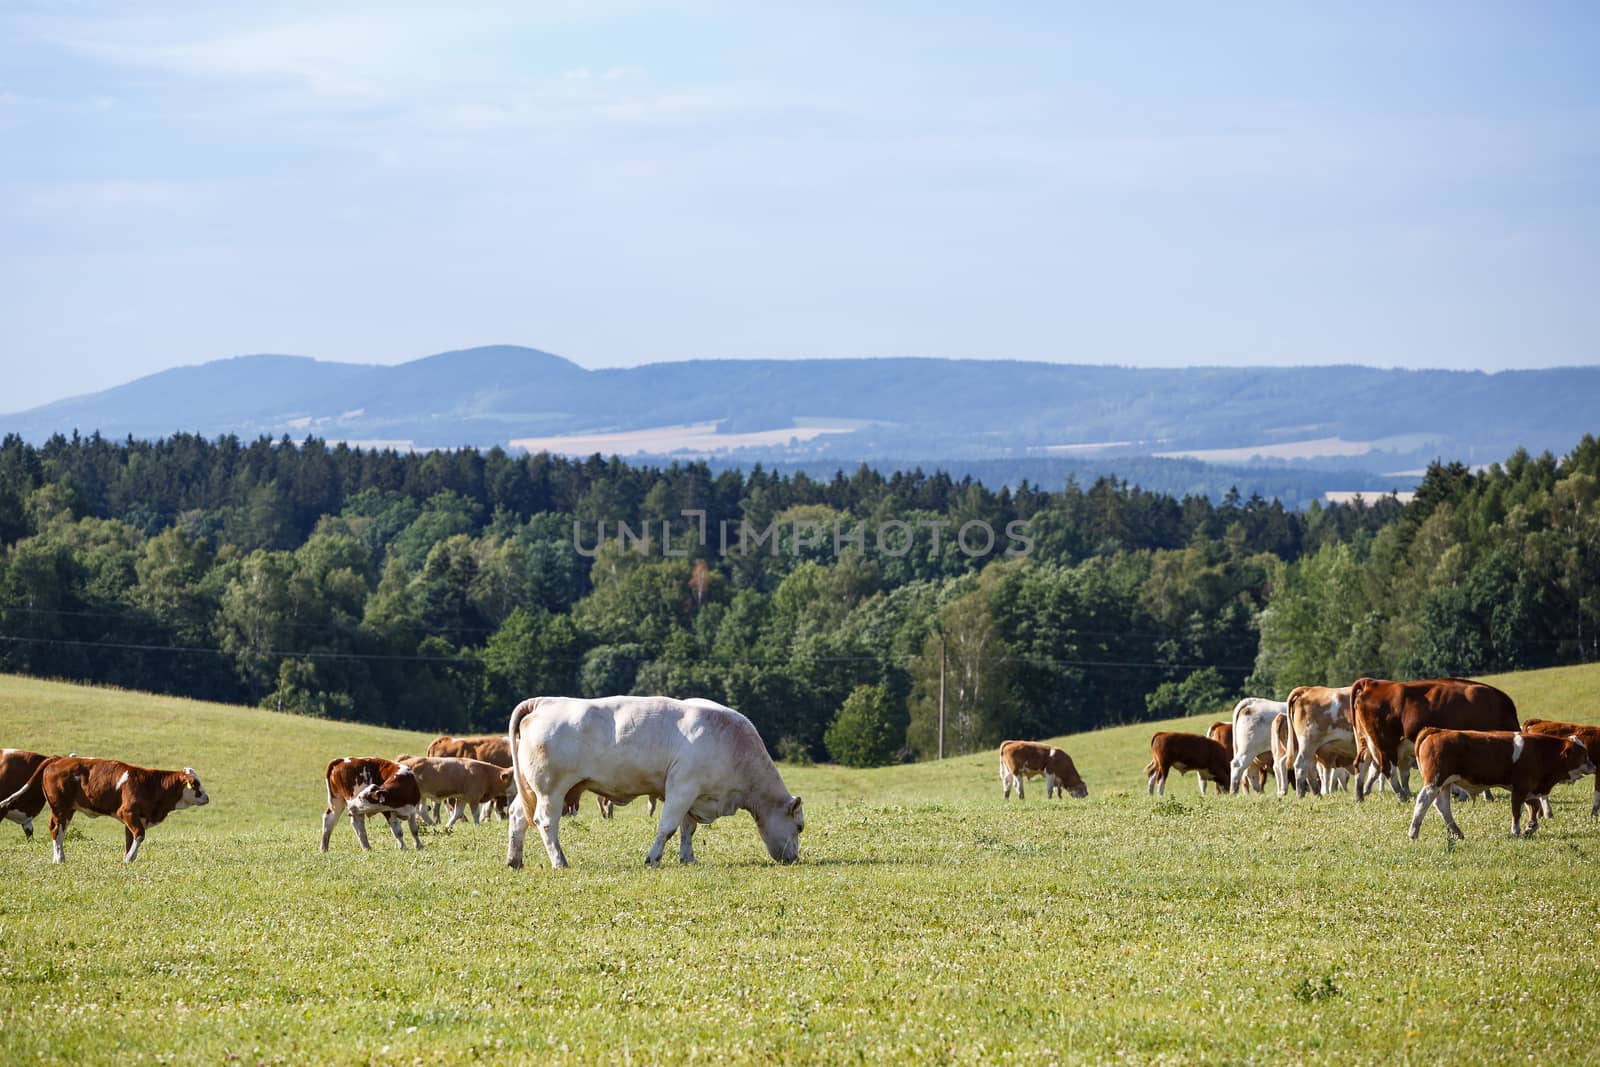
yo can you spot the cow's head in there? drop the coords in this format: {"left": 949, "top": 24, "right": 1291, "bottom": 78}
{"left": 757, "top": 795, "right": 804, "bottom": 864}
{"left": 351, "top": 767, "right": 419, "bottom": 815}
{"left": 1564, "top": 736, "right": 1595, "bottom": 781}
{"left": 176, "top": 768, "right": 209, "bottom": 809}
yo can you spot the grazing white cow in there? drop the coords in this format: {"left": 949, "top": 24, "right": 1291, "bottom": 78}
{"left": 505, "top": 695, "right": 804, "bottom": 870}
{"left": 1228, "top": 697, "right": 1286, "bottom": 794}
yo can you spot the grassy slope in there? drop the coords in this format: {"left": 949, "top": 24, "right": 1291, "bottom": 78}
{"left": 1, "top": 666, "right": 1598, "bottom": 1065}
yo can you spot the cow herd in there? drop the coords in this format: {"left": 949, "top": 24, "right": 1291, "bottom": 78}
{"left": 0, "top": 694, "right": 804, "bottom": 869}
{"left": 1006, "top": 675, "right": 1598, "bottom": 842}
{"left": 2, "top": 675, "right": 1595, "bottom": 867}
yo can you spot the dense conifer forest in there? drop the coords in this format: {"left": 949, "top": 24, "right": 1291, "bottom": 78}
{"left": 1, "top": 431, "right": 1595, "bottom": 765}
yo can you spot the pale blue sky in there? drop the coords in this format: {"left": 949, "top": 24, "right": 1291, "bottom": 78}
{"left": 3, "top": 2, "right": 1597, "bottom": 411}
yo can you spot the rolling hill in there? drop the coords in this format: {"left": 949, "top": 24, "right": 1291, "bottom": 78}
{"left": 6, "top": 347, "right": 1596, "bottom": 492}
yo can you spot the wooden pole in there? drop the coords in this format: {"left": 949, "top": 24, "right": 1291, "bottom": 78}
{"left": 937, "top": 628, "right": 946, "bottom": 760}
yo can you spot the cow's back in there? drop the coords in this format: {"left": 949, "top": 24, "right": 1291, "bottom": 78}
{"left": 1399, "top": 679, "right": 1518, "bottom": 738}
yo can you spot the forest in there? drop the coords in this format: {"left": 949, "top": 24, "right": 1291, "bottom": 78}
{"left": 0, "top": 431, "right": 1595, "bottom": 766}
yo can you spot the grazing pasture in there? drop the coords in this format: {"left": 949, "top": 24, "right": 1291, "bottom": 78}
{"left": 2, "top": 666, "right": 1599, "bottom": 1064}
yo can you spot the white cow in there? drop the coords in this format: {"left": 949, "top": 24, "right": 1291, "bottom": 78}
{"left": 1228, "top": 697, "right": 1287, "bottom": 793}
{"left": 1286, "top": 685, "right": 1357, "bottom": 799}
{"left": 505, "top": 695, "right": 805, "bottom": 870}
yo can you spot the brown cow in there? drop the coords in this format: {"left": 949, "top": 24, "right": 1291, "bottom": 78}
{"left": 1145, "top": 732, "right": 1231, "bottom": 796}
{"left": 321, "top": 757, "right": 423, "bottom": 852}
{"left": 0, "top": 748, "right": 53, "bottom": 839}
{"left": 1409, "top": 728, "right": 1594, "bottom": 839}
{"left": 0, "top": 756, "right": 208, "bottom": 863}
{"left": 1351, "top": 677, "right": 1519, "bottom": 801}
{"left": 1522, "top": 719, "right": 1600, "bottom": 818}
{"left": 426, "top": 735, "right": 514, "bottom": 821}
{"left": 1203, "top": 722, "right": 1234, "bottom": 795}
{"left": 999, "top": 741, "right": 1089, "bottom": 799}
{"left": 396, "top": 755, "right": 514, "bottom": 827}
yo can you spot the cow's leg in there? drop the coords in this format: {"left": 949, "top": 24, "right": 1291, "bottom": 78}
{"left": 351, "top": 812, "right": 373, "bottom": 851}
{"left": 320, "top": 800, "right": 345, "bottom": 853}
{"left": 1408, "top": 784, "right": 1436, "bottom": 839}
{"left": 1591, "top": 783, "right": 1599, "bottom": 819}
{"left": 415, "top": 803, "right": 435, "bottom": 826}
{"left": 49, "top": 809, "right": 70, "bottom": 863}
{"left": 1273, "top": 756, "right": 1289, "bottom": 797}
{"left": 120, "top": 812, "right": 146, "bottom": 863}
{"left": 1435, "top": 788, "right": 1464, "bottom": 839}
{"left": 533, "top": 794, "right": 568, "bottom": 869}
{"left": 382, "top": 813, "right": 407, "bottom": 849}
{"left": 1157, "top": 770, "right": 1167, "bottom": 797}
{"left": 678, "top": 816, "right": 699, "bottom": 864}
{"left": 1000, "top": 759, "right": 1011, "bottom": 799}
{"left": 470, "top": 799, "right": 482, "bottom": 826}
{"left": 1294, "top": 750, "right": 1318, "bottom": 799}
{"left": 647, "top": 787, "right": 698, "bottom": 867}
{"left": 1537, "top": 794, "right": 1553, "bottom": 820}
{"left": 443, "top": 798, "right": 464, "bottom": 828}
{"left": 1016, "top": 774, "right": 1025, "bottom": 800}
{"left": 408, "top": 813, "right": 424, "bottom": 847}
{"left": 506, "top": 792, "right": 528, "bottom": 869}
{"left": 1046, "top": 771, "right": 1058, "bottom": 799}
{"left": 1510, "top": 787, "right": 1529, "bottom": 837}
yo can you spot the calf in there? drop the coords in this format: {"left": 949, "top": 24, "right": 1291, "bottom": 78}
{"left": 998, "top": 740, "right": 1089, "bottom": 799}
{"left": 396, "top": 755, "right": 514, "bottom": 828}
{"left": 426, "top": 735, "right": 513, "bottom": 821}
{"left": 1202, "top": 722, "right": 1233, "bottom": 795}
{"left": 1408, "top": 728, "right": 1593, "bottom": 839}
{"left": 0, "top": 748, "right": 53, "bottom": 839}
{"left": 321, "top": 757, "right": 423, "bottom": 852}
{"left": 0, "top": 756, "right": 208, "bottom": 863}
{"left": 1521, "top": 719, "right": 1600, "bottom": 818}
{"left": 1145, "top": 732, "right": 1231, "bottom": 796}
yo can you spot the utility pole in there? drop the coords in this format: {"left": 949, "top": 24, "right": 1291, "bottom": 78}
{"left": 936, "top": 622, "right": 947, "bottom": 760}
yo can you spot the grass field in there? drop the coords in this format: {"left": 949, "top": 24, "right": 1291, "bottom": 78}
{"left": 3, "top": 666, "right": 1600, "bottom": 1065}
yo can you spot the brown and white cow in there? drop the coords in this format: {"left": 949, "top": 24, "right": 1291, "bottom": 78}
{"left": 396, "top": 755, "right": 514, "bottom": 828}
{"left": 999, "top": 740, "right": 1089, "bottom": 799}
{"left": 1351, "top": 677, "right": 1518, "bottom": 802}
{"left": 1408, "top": 728, "right": 1593, "bottom": 839}
{"left": 0, "top": 748, "right": 53, "bottom": 839}
{"left": 1145, "top": 732, "right": 1231, "bottom": 796}
{"left": 1285, "top": 685, "right": 1358, "bottom": 798}
{"left": 1227, "top": 698, "right": 1286, "bottom": 794}
{"left": 321, "top": 757, "right": 423, "bottom": 852}
{"left": 0, "top": 756, "right": 208, "bottom": 863}
{"left": 1521, "top": 719, "right": 1600, "bottom": 818}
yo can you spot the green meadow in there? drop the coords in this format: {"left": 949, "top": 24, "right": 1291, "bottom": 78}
{"left": 3, "top": 666, "right": 1599, "bottom": 1065}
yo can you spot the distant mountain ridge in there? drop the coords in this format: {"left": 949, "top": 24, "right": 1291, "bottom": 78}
{"left": 7, "top": 346, "right": 1597, "bottom": 490}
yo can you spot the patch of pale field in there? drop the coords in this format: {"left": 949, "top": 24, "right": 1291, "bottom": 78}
{"left": 2, "top": 668, "right": 1599, "bottom": 1065}
{"left": 508, "top": 421, "right": 855, "bottom": 457}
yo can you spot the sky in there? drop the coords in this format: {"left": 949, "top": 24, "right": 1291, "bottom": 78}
{"left": 2, "top": 1, "right": 1598, "bottom": 411}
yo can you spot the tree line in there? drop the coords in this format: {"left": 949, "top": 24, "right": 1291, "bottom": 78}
{"left": 1, "top": 431, "right": 1593, "bottom": 766}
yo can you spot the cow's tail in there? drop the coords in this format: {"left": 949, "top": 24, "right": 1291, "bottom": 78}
{"left": 323, "top": 758, "right": 343, "bottom": 811}
{"left": 507, "top": 698, "right": 541, "bottom": 818}
{"left": 0, "top": 759, "right": 51, "bottom": 816}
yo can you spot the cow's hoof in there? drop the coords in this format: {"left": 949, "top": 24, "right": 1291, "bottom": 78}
{"left": 507, "top": 857, "right": 523, "bottom": 870}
